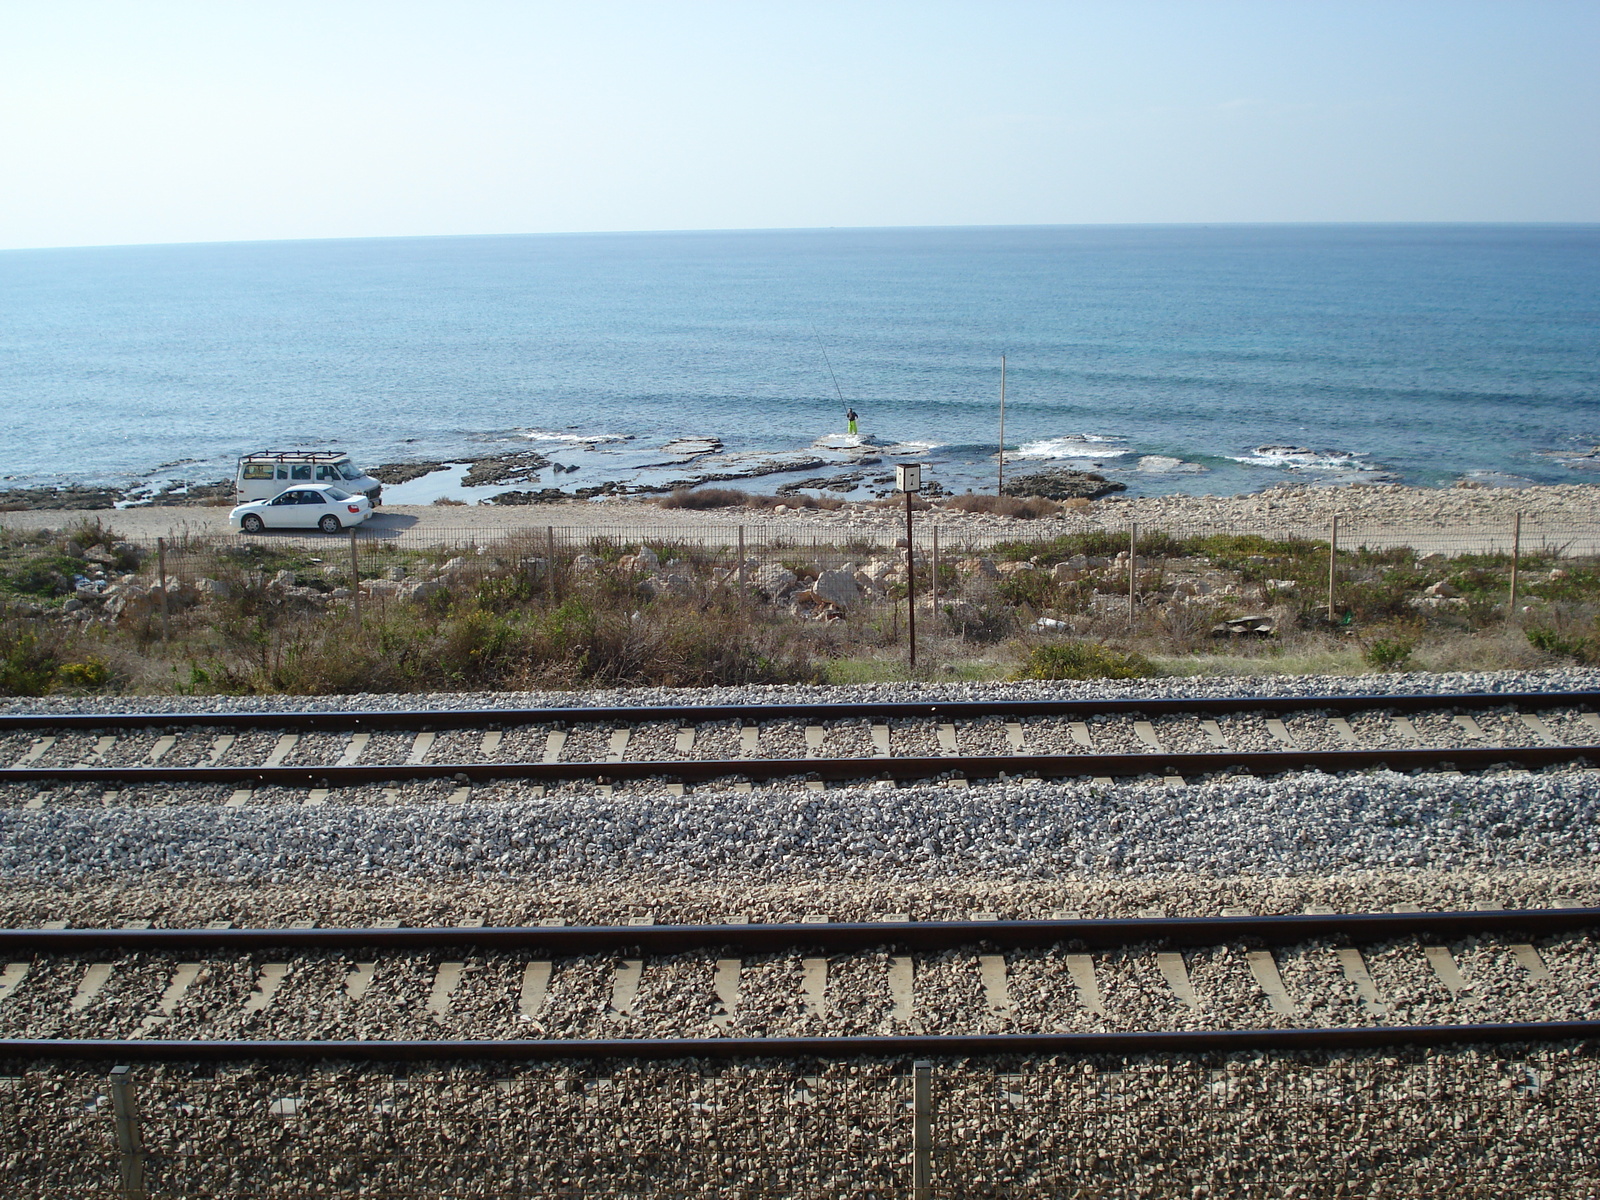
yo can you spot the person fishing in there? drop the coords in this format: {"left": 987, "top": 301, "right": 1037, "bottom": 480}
{"left": 846, "top": 407, "right": 858, "bottom": 435}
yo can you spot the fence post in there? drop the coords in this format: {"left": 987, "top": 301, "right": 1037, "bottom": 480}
{"left": 1326, "top": 515, "right": 1340, "bottom": 623}
{"left": 737, "top": 526, "right": 746, "bottom": 590}
{"left": 1127, "top": 524, "right": 1137, "bottom": 632}
{"left": 912, "top": 1060, "right": 933, "bottom": 1200}
{"left": 931, "top": 525, "right": 940, "bottom": 617}
{"left": 109, "top": 1064, "right": 146, "bottom": 1200}
{"left": 547, "top": 526, "right": 558, "bottom": 599}
{"left": 349, "top": 529, "right": 361, "bottom": 626}
{"left": 155, "top": 538, "right": 170, "bottom": 641}
{"left": 1507, "top": 512, "right": 1522, "bottom": 622}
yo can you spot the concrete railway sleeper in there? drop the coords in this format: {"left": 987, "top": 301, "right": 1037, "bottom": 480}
{"left": 0, "top": 911, "right": 1593, "bottom": 1052}
{"left": 2, "top": 744, "right": 1597, "bottom": 795}
{"left": 4, "top": 690, "right": 1598, "bottom": 734}
{"left": 3, "top": 692, "right": 1598, "bottom": 797}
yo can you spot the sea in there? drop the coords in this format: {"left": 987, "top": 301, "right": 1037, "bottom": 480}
{"left": 2, "top": 224, "right": 1597, "bottom": 503}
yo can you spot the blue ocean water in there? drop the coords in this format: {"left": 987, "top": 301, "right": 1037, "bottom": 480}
{"left": 1, "top": 224, "right": 1597, "bottom": 499}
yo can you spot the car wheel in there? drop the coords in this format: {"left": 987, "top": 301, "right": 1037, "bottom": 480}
{"left": 241, "top": 514, "right": 265, "bottom": 534}
{"left": 318, "top": 514, "right": 342, "bottom": 534}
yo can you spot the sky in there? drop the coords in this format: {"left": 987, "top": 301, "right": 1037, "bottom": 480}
{"left": 0, "top": 0, "right": 1596, "bottom": 250}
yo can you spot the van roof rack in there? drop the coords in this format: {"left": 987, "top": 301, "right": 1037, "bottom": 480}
{"left": 238, "top": 450, "right": 351, "bottom": 463}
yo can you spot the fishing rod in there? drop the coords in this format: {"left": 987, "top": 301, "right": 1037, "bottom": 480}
{"left": 811, "top": 325, "right": 848, "bottom": 411}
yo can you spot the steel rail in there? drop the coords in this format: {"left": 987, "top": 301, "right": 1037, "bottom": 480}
{"left": 1, "top": 690, "right": 1597, "bottom": 734}
{"left": 3, "top": 908, "right": 1594, "bottom": 955}
{"left": 5, "top": 1022, "right": 1599, "bottom": 1063}
{"left": 3, "top": 744, "right": 1595, "bottom": 789}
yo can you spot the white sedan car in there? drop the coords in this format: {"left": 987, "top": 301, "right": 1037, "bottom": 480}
{"left": 231, "top": 485, "right": 373, "bottom": 534}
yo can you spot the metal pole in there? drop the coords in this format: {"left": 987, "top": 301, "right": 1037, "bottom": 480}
{"left": 547, "top": 526, "right": 557, "bottom": 599}
{"left": 931, "top": 525, "right": 940, "bottom": 617}
{"left": 737, "top": 526, "right": 746, "bottom": 591}
{"left": 906, "top": 488, "right": 917, "bottom": 671}
{"left": 156, "top": 538, "right": 169, "bottom": 641}
{"left": 997, "top": 355, "right": 1006, "bottom": 496}
{"left": 109, "top": 1065, "right": 146, "bottom": 1200}
{"left": 349, "top": 528, "right": 361, "bottom": 626}
{"left": 1508, "top": 512, "right": 1522, "bottom": 622}
{"left": 1327, "top": 515, "right": 1340, "bottom": 623}
{"left": 912, "top": 1060, "right": 933, "bottom": 1200}
{"left": 1127, "top": 523, "right": 1137, "bottom": 632}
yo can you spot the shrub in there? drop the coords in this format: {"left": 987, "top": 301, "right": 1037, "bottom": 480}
{"left": 656, "top": 487, "right": 841, "bottom": 511}
{"left": 942, "top": 494, "right": 1060, "bottom": 519}
{"left": 1012, "top": 641, "right": 1155, "bottom": 681}
{"left": 1526, "top": 625, "right": 1596, "bottom": 663}
{"left": 1363, "top": 637, "right": 1416, "bottom": 671}
{"left": 55, "top": 658, "right": 112, "bottom": 690}
{"left": 0, "top": 626, "right": 63, "bottom": 696}
{"left": 657, "top": 487, "right": 751, "bottom": 510}
{"left": 991, "top": 528, "right": 1130, "bottom": 563}
{"left": 941, "top": 601, "right": 1014, "bottom": 644}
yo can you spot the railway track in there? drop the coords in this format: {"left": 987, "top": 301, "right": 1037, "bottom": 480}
{"left": 3, "top": 690, "right": 1599, "bottom": 795}
{"left": 2, "top": 909, "right": 1595, "bottom": 1060}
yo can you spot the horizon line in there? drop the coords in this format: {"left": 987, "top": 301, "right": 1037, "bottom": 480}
{"left": 4, "top": 219, "right": 1598, "bottom": 256}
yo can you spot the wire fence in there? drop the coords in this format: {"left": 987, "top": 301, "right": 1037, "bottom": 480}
{"left": 5, "top": 1047, "right": 1595, "bottom": 1197}
{"left": 105, "top": 515, "right": 1600, "bottom": 632}
{"left": 113, "top": 513, "right": 1600, "bottom": 560}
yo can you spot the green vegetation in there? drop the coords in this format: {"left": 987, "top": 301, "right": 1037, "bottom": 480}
{"left": 1363, "top": 637, "right": 1416, "bottom": 671}
{"left": 2, "top": 516, "right": 1598, "bottom": 696}
{"left": 1012, "top": 641, "right": 1155, "bottom": 681}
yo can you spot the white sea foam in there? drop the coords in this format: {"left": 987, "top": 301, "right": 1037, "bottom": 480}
{"left": 1014, "top": 434, "right": 1133, "bottom": 460}
{"left": 811, "top": 433, "right": 895, "bottom": 450}
{"left": 522, "top": 429, "right": 633, "bottom": 446}
{"left": 1229, "top": 444, "right": 1377, "bottom": 471}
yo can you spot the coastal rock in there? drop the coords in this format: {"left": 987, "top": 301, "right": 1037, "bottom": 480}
{"left": 485, "top": 489, "right": 571, "bottom": 505}
{"left": 460, "top": 452, "right": 552, "bottom": 488}
{"left": 1211, "top": 614, "right": 1276, "bottom": 638}
{"left": 813, "top": 568, "right": 859, "bottom": 609}
{"left": 642, "top": 572, "right": 694, "bottom": 599}
{"left": 1005, "top": 470, "right": 1126, "bottom": 500}
{"left": 1136, "top": 455, "right": 1206, "bottom": 474}
{"left": 370, "top": 462, "right": 448, "bottom": 486}
{"left": 661, "top": 437, "right": 722, "bottom": 456}
{"left": 749, "top": 565, "right": 798, "bottom": 599}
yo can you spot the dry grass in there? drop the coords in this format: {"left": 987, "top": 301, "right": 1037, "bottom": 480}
{"left": 941, "top": 494, "right": 1062, "bottom": 519}
{"left": 655, "top": 488, "right": 843, "bottom": 511}
{"left": 5, "top": 518, "right": 1597, "bottom": 696}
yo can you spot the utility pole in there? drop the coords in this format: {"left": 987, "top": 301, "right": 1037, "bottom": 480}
{"left": 997, "top": 355, "right": 1007, "bottom": 496}
{"left": 898, "top": 464, "right": 923, "bottom": 671}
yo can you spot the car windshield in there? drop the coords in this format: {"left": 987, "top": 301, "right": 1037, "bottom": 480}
{"left": 338, "top": 463, "right": 363, "bottom": 480}
{"left": 323, "top": 487, "right": 352, "bottom": 501}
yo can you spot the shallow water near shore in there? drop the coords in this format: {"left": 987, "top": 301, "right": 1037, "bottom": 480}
{"left": 2, "top": 224, "right": 1597, "bottom": 501}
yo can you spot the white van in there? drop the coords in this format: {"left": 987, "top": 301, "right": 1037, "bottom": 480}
{"left": 236, "top": 451, "right": 383, "bottom": 506}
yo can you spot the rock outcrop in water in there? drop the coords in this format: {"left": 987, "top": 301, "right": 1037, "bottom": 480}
{"left": 1005, "top": 469, "right": 1126, "bottom": 500}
